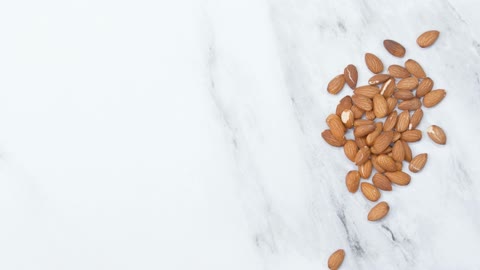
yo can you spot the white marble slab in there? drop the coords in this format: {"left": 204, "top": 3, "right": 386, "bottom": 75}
{"left": 0, "top": 0, "right": 479, "bottom": 269}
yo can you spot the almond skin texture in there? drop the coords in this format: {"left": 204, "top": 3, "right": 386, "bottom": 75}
{"left": 398, "top": 98, "right": 422, "bottom": 111}
{"left": 368, "top": 74, "right": 391, "bottom": 85}
{"left": 405, "top": 59, "right": 426, "bottom": 79}
{"left": 402, "top": 140, "right": 413, "bottom": 162}
{"left": 352, "top": 94, "right": 373, "bottom": 111}
{"left": 401, "top": 129, "right": 422, "bottom": 142}
{"left": 365, "top": 53, "right": 384, "bottom": 73}
{"left": 361, "top": 182, "right": 381, "bottom": 202}
{"left": 365, "top": 110, "right": 376, "bottom": 120}
{"left": 346, "top": 170, "right": 361, "bottom": 193}
{"left": 327, "top": 74, "right": 346, "bottom": 94}
{"left": 366, "top": 122, "right": 383, "bottom": 146}
{"left": 394, "top": 90, "right": 415, "bottom": 100}
{"left": 344, "top": 140, "right": 358, "bottom": 162}
{"left": 397, "top": 77, "right": 419, "bottom": 91}
{"left": 392, "top": 131, "right": 402, "bottom": 142}
{"left": 344, "top": 64, "right": 358, "bottom": 89}
{"left": 396, "top": 110, "right": 410, "bottom": 132}
{"left": 381, "top": 78, "right": 395, "bottom": 97}
{"left": 354, "top": 124, "right": 376, "bottom": 138}
{"left": 386, "top": 97, "right": 398, "bottom": 113}
{"left": 409, "top": 109, "right": 423, "bottom": 130}
{"left": 355, "top": 146, "right": 371, "bottom": 165}
{"left": 427, "top": 125, "right": 447, "bottom": 144}
{"left": 385, "top": 171, "right": 411, "bottom": 185}
{"left": 372, "top": 173, "right": 392, "bottom": 191}
{"left": 423, "top": 89, "right": 446, "bottom": 108}
{"left": 383, "top": 111, "right": 398, "bottom": 131}
{"left": 355, "top": 136, "right": 367, "bottom": 148}
{"left": 373, "top": 94, "right": 388, "bottom": 118}
{"left": 388, "top": 65, "right": 410, "bottom": 78}
{"left": 326, "top": 114, "right": 346, "bottom": 139}
{"left": 354, "top": 119, "right": 374, "bottom": 126}
{"left": 336, "top": 96, "right": 353, "bottom": 116}
{"left": 417, "top": 30, "right": 440, "bottom": 48}
{"left": 354, "top": 85, "right": 380, "bottom": 98}
{"left": 376, "top": 154, "right": 397, "bottom": 172}
{"left": 416, "top": 78, "right": 434, "bottom": 97}
{"left": 322, "top": 130, "right": 346, "bottom": 147}
{"left": 368, "top": 201, "right": 390, "bottom": 221}
{"left": 341, "top": 109, "right": 354, "bottom": 129}
{"left": 395, "top": 161, "right": 403, "bottom": 171}
{"left": 351, "top": 105, "right": 365, "bottom": 119}
{"left": 371, "top": 131, "right": 393, "bottom": 154}
{"left": 409, "top": 153, "right": 428, "bottom": 173}
{"left": 359, "top": 160, "right": 373, "bottom": 179}
{"left": 384, "top": 39, "right": 406, "bottom": 57}
{"left": 328, "top": 249, "right": 345, "bottom": 270}
{"left": 372, "top": 155, "right": 386, "bottom": 173}
{"left": 392, "top": 140, "right": 405, "bottom": 162}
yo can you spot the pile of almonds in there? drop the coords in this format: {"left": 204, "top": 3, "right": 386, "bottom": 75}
{"left": 324, "top": 30, "right": 446, "bottom": 270}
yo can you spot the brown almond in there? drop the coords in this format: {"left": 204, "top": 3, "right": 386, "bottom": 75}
{"left": 380, "top": 146, "right": 392, "bottom": 154}
{"left": 401, "top": 129, "right": 422, "bottom": 142}
{"left": 395, "top": 161, "right": 403, "bottom": 171}
{"left": 371, "top": 155, "right": 386, "bottom": 173}
{"left": 354, "top": 85, "right": 380, "bottom": 98}
{"left": 427, "top": 125, "right": 446, "bottom": 145}
{"left": 355, "top": 146, "right": 371, "bottom": 165}
{"left": 416, "top": 78, "right": 434, "bottom": 97}
{"left": 345, "top": 170, "right": 361, "bottom": 193}
{"left": 383, "top": 110, "right": 398, "bottom": 131}
{"left": 417, "top": 30, "right": 440, "bottom": 48}
{"left": 405, "top": 59, "right": 426, "bottom": 79}
{"left": 361, "top": 182, "right": 381, "bottom": 202}
{"left": 376, "top": 154, "right": 397, "bottom": 172}
{"left": 352, "top": 94, "right": 373, "bottom": 111}
{"left": 328, "top": 249, "right": 345, "bottom": 270}
{"left": 373, "top": 94, "right": 388, "bottom": 118}
{"left": 327, "top": 74, "right": 346, "bottom": 94}
{"left": 322, "top": 130, "right": 346, "bottom": 147}
{"left": 359, "top": 160, "right": 373, "bottom": 179}
{"left": 351, "top": 105, "right": 365, "bottom": 119}
{"left": 409, "top": 153, "right": 428, "bottom": 173}
{"left": 388, "top": 64, "right": 410, "bottom": 78}
{"left": 385, "top": 171, "right": 411, "bottom": 185}
{"left": 355, "top": 136, "right": 367, "bottom": 148}
{"left": 366, "top": 122, "right": 383, "bottom": 146}
{"left": 409, "top": 109, "right": 423, "bottom": 130}
{"left": 398, "top": 98, "right": 421, "bottom": 110}
{"left": 397, "top": 77, "right": 419, "bottom": 91}
{"left": 392, "top": 140, "right": 405, "bottom": 162}
{"left": 368, "top": 201, "right": 390, "bottom": 221}
{"left": 384, "top": 39, "right": 406, "bottom": 57}
{"left": 343, "top": 140, "right": 358, "bottom": 162}
{"left": 392, "top": 131, "right": 402, "bottom": 142}
{"left": 365, "top": 110, "right": 376, "bottom": 120}
{"left": 368, "top": 74, "right": 391, "bottom": 85}
{"left": 354, "top": 119, "right": 374, "bottom": 126}
{"left": 402, "top": 140, "right": 412, "bottom": 162}
{"left": 354, "top": 124, "right": 376, "bottom": 138}
{"left": 336, "top": 96, "right": 353, "bottom": 116}
{"left": 380, "top": 78, "right": 395, "bottom": 97}
{"left": 365, "top": 53, "right": 384, "bottom": 74}
{"left": 393, "top": 90, "right": 415, "bottom": 100}
{"left": 326, "top": 114, "right": 346, "bottom": 139}
{"left": 344, "top": 64, "right": 358, "bottom": 89}
{"left": 371, "top": 131, "right": 393, "bottom": 154}
{"left": 396, "top": 110, "right": 410, "bottom": 132}
{"left": 386, "top": 97, "right": 398, "bottom": 113}
{"left": 341, "top": 109, "right": 354, "bottom": 129}
{"left": 423, "top": 89, "right": 446, "bottom": 108}
{"left": 372, "top": 173, "right": 392, "bottom": 191}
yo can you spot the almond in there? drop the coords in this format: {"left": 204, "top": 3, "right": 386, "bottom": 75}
{"left": 392, "top": 140, "right": 405, "bottom": 162}
{"left": 341, "top": 109, "right": 354, "bottom": 129}
{"left": 393, "top": 90, "right": 415, "bottom": 100}
{"left": 380, "top": 146, "right": 392, "bottom": 154}
{"left": 365, "top": 53, "right": 384, "bottom": 74}
{"left": 336, "top": 96, "right": 353, "bottom": 116}
{"left": 373, "top": 94, "right": 388, "bottom": 118}
{"left": 423, "top": 89, "right": 446, "bottom": 108}
{"left": 355, "top": 146, "right": 371, "bottom": 165}
{"left": 417, "top": 30, "right": 440, "bottom": 48}
{"left": 383, "top": 110, "right": 398, "bottom": 131}
{"left": 366, "top": 122, "right": 383, "bottom": 146}
{"left": 368, "top": 74, "right": 391, "bottom": 85}
{"left": 385, "top": 171, "right": 411, "bottom": 185}
{"left": 354, "top": 124, "right": 376, "bottom": 138}
{"left": 371, "top": 131, "right": 393, "bottom": 154}
{"left": 344, "top": 64, "right": 358, "bottom": 89}
{"left": 352, "top": 94, "right": 373, "bottom": 111}
{"left": 366, "top": 110, "right": 376, "bottom": 120}
{"left": 322, "top": 129, "right": 346, "bottom": 147}
{"left": 398, "top": 98, "right": 421, "bottom": 110}
{"left": 343, "top": 140, "right": 358, "bottom": 162}
{"left": 328, "top": 249, "right": 345, "bottom": 270}
{"left": 388, "top": 64, "right": 410, "bottom": 78}
{"left": 401, "top": 129, "right": 422, "bottom": 142}
{"left": 351, "top": 105, "right": 365, "bottom": 119}
{"left": 361, "top": 182, "right": 381, "bottom": 202}
{"left": 376, "top": 154, "right": 397, "bottom": 172}
{"left": 396, "top": 110, "right": 410, "bottom": 132}
{"left": 353, "top": 119, "right": 374, "bottom": 126}
{"left": 395, "top": 161, "right": 403, "bottom": 171}
{"left": 397, "top": 77, "right": 419, "bottom": 91}
{"left": 392, "top": 131, "right": 402, "bottom": 142}
{"left": 327, "top": 74, "right": 346, "bottom": 94}
{"left": 386, "top": 97, "right": 398, "bottom": 113}
{"left": 409, "top": 153, "right": 428, "bottom": 173}
{"left": 372, "top": 173, "right": 392, "bottom": 191}
{"left": 345, "top": 170, "right": 361, "bottom": 193}
{"left": 359, "top": 160, "right": 373, "bottom": 179}
{"left": 416, "top": 78, "right": 434, "bottom": 97}
{"left": 405, "top": 59, "right": 426, "bottom": 79}
{"left": 427, "top": 125, "right": 446, "bottom": 145}
{"left": 384, "top": 39, "right": 406, "bottom": 57}
{"left": 402, "top": 140, "right": 412, "bottom": 162}
{"left": 409, "top": 108, "right": 423, "bottom": 130}
{"left": 355, "top": 136, "right": 367, "bottom": 148}
{"left": 368, "top": 201, "right": 390, "bottom": 221}
{"left": 371, "top": 155, "right": 386, "bottom": 173}
{"left": 354, "top": 85, "right": 380, "bottom": 98}
{"left": 380, "top": 78, "right": 395, "bottom": 97}
{"left": 326, "top": 114, "right": 346, "bottom": 139}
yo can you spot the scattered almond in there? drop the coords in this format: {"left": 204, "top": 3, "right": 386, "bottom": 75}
{"left": 359, "top": 160, "right": 373, "bottom": 179}
{"left": 423, "top": 89, "right": 446, "bottom": 108}
{"left": 361, "top": 182, "right": 381, "bottom": 201}
{"left": 322, "top": 129, "right": 346, "bottom": 147}
{"left": 344, "top": 64, "right": 358, "bottom": 89}
{"left": 372, "top": 173, "right": 392, "bottom": 191}
{"left": 396, "top": 111, "right": 410, "bottom": 132}
{"left": 385, "top": 171, "right": 411, "bottom": 185}
{"left": 384, "top": 39, "right": 406, "bottom": 57}
{"left": 354, "top": 85, "right": 380, "bottom": 98}
{"left": 416, "top": 78, "right": 434, "bottom": 97}
{"left": 368, "top": 201, "right": 390, "bottom": 221}
{"left": 427, "top": 125, "right": 446, "bottom": 145}
{"left": 368, "top": 74, "right": 391, "bottom": 85}
{"left": 365, "top": 53, "right": 384, "bottom": 74}
{"left": 327, "top": 74, "right": 346, "bottom": 94}
{"left": 388, "top": 65, "right": 410, "bottom": 78}
{"left": 346, "top": 170, "right": 361, "bottom": 193}
{"left": 397, "top": 77, "right": 419, "bottom": 91}
{"left": 373, "top": 94, "right": 388, "bottom": 118}
{"left": 417, "top": 30, "right": 440, "bottom": 48}
{"left": 398, "top": 98, "right": 422, "bottom": 110}
{"left": 409, "top": 153, "right": 428, "bottom": 173}
{"left": 392, "top": 140, "right": 405, "bottom": 162}
{"left": 355, "top": 146, "right": 371, "bottom": 165}
{"left": 328, "top": 249, "right": 345, "bottom": 270}
{"left": 405, "top": 59, "right": 426, "bottom": 78}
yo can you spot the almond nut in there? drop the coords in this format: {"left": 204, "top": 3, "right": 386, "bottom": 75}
{"left": 385, "top": 171, "right": 411, "bottom": 185}
{"left": 384, "top": 39, "right": 406, "bottom": 57}
{"left": 427, "top": 125, "right": 446, "bottom": 145}
{"left": 327, "top": 74, "right": 346, "bottom": 94}
{"left": 372, "top": 173, "right": 392, "bottom": 191}
{"left": 328, "top": 249, "right": 345, "bottom": 270}
{"left": 365, "top": 53, "right": 384, "bottom": 74}
{"left": 368, "top": 201, "right": 390, "bottom": 221}
{"left": 343, "top": 140, "right": 358, "bottom": 162}
{"left": 409, "top": 153, "right": 428, "bottom": 173}
{"left": 345, "top": 170, "right": 361, "bottom": 193}
{"left": 423, "top": 89, "right": 446, "bottom": 108}
{"left": 405, "top": 59, "right": 426, "bottom": 78}
{"left": 361, "top": 182, "right": 381, "bottom": 201}
{"left": 417, "top": 30, "right": 440, "bottom": 48}
{"left": 344, "top": 64, "right": 358, "bottom": 89}
{"left": 388, "top": 64, "right": 410, "bottom": 78}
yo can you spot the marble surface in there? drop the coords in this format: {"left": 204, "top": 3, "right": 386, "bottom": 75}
{"left": 1, "top": 0, "right": 480, "bottom": 269}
